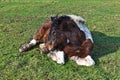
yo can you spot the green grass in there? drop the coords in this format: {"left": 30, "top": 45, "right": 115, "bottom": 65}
{"left": 0, "top": 0, "right": 120, "bottom": 80}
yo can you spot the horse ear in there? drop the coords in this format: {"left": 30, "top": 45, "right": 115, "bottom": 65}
{"left": 51, "top": 14, "right": 59, "bottom": 21}
{"left": 51, "top": 16, "right": 56, "bottom": 21}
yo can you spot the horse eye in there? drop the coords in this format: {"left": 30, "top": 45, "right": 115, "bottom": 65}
{"left": 52, "top": 31, "right": 56, "bottom": 36}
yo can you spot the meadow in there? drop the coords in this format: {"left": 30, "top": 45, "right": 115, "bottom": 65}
{"left": 0, "top": 0, "right": 120, "bottom": 80}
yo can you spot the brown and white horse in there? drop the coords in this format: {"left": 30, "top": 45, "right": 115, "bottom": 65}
{"left": 19, "top": 15, "right": 95, "bottom": 66}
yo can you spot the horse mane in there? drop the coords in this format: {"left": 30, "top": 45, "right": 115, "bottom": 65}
{"left": 50, "top": 15, "right": 86, "bottom": 46}
{"left": 51, "top": 15, "right": 80, "bottom": 31}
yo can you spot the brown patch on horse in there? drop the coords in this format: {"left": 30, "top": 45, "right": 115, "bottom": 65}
{"left": 63, "top": 39, "right": 93, "bottom": 58}
{"left": 80, "top": 39, "right": 94, "bottom": 58}
{"left": 33, "top": 20, "right": 51, "bottom": 42}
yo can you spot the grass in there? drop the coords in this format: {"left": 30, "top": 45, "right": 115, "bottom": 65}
{"left": 0, "top": 0, "right": 120, "bottom": 80}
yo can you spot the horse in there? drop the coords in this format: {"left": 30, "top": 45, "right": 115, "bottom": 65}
{"left": 19, "top": 15, "right": 95, "bottom": 66}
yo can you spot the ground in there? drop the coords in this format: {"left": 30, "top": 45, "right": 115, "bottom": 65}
{"left": 0, "top": 0, "right": 120, "bottom": 80}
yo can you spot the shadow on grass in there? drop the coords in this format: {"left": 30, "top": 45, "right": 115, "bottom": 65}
{"left": 91, "top": 31, "right": 120, "bottom": 65}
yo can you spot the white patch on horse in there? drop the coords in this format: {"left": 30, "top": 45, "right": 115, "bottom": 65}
{"left": 77, "top": 23, "right": 94, "bottom": 43}
{"left": 56, "top": 51, "right": 65, "bottom": 64}
{"left": 19, "top": 48, "right": 23, "bottom": 52}
{"left": 47, "top": 52, "right": 57, "bottom": 61}
{"left": 68, "top": 15, "right": 94, "bottom": 43}
{"left": 67, "top": 15, "right": 86, "bottom": 23}
{"left": 67, "top": 39, "right": 70, "bottom": 43}
{"left": 39, "top": 43, "right": 45, "bottom": 49}
{"left": 70, "top": 56, "right": 78, "bottom": 61}
{"left": 47, "top": 50, "right": 65, "bottom": 64}
{"left": 76, "top": 55, "right": 95, "bottom": 66}
{"left": 30, "top": 39, "right": 37, "bottom": 45}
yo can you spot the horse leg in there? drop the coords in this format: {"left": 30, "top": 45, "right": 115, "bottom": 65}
{"left": 19, "top": 38, "right": 39, "bottom": 52}
{"left": 19, "top": 26, "right": 44, "bottom": 53}
{"left": 19, "top": 20, "right": 51, "bottom": 53}
{"left": 75, "top": 39, "right": 95, "bottom": 66}
{"left": 76, "top": 55, "right": 95, "bottom": 66}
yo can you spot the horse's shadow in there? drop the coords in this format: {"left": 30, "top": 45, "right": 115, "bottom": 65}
{"left": 91, "top": 31, "right": 120, "bottom": 65}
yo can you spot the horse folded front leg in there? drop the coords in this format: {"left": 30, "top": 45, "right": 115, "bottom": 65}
{"left": 19, "top": 39, "right": 37, "bottom": 52}
{"left": 75, "top": 39, "right": 95, "bottom": 66}
{"left": 56, "top": 51, "right": 65, "bottom": 64}
{"left": 76, "top": 55, "right": 95, "bottom": 66}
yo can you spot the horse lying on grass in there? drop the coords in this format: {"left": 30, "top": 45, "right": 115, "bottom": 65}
{"left": 19, "top": 15, "right": 95, "bottom": 66}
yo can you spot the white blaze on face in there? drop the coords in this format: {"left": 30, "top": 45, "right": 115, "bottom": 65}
{"left": 67, "top": 15, "right": 94, "bottom": 43}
